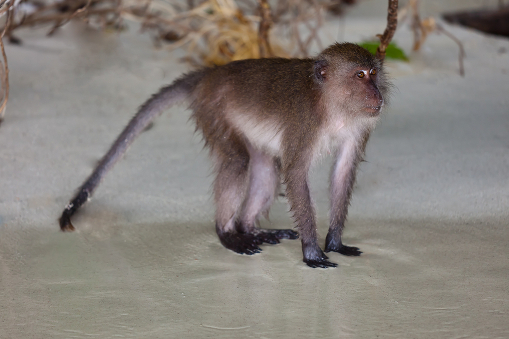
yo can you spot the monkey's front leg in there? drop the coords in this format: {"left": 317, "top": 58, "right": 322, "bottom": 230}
{"left": 325, "top": 140, "right": 363, "bottom": 256}
{"left": 285, "top": 171, "right": 337, "bottom": 268}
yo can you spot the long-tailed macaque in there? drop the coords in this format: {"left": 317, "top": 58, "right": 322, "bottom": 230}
{"left": 60, "top": 42, "right": 391, "bottom": 268}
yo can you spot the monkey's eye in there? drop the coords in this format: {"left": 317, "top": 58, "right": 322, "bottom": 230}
{"left": 370, "top": 68, "right": 377, "bottom": 76}
{"left": 356, "top": 71, "right": 365, "bottom": 79}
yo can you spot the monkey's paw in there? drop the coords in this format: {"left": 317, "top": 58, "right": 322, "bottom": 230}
{"left": 304, "top": 258, "right": 338, "bottom": 269}
{"left": 218, "top": 232, "right": 263, "bottom": 255}
{"left": 324, "top": 241, "right": 362, "bottom": 256}
{"left": 253, "top": 229, "right": 299, "bottom": 244}
{"left": 303, "top": 245, "right": 338, "bottom": 268}
{"left": 337, "top": 245, "right": 362, "bottom": 256}
{"left": 324, "top": 233, "right": 362, "bottom": 256}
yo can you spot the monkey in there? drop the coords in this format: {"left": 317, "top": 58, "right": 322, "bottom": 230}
{"left": 59, "top": 42, "right": 391, "bottom": 268}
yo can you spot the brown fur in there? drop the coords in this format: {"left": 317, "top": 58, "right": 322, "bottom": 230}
{"left": 59, "top": 42, "right": 391, "bottom": 268}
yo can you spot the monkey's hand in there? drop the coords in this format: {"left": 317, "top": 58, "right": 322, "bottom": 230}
{"left": 303, "top": 244, "right": 338, "bottom": 268}
{"left": 324, "top": 233, "right": 362, "bottom": 256}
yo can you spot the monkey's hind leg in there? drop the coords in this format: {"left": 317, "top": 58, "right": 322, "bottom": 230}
{"left": 213, "top": 141, "right": 297, "bottom": 255}
{"left": 237, "top": 145, "right": 298, "bottom": 244}
{"left": 212, "top": 140, "right": 265, "bottom": 255}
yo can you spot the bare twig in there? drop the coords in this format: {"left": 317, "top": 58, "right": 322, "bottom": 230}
{"left": 257, "top": 0, "right": 273, "bottom": 57}
{"left": 0, "top": 2, "right": 13, "bottom": 121}
{"left": 407, "top": 0, "right": 434, "bottom": 51}
{"left": 376, "top": 0, "right": 398, "bottom": 60}
{"left": 7, "top": 0, "right": 119, "bottom": 33}
{"left": 276, "top": 0, "right": 326, "bottom": 57}
{"left": 436, "top": 23, "right": 465, "bottom": 77}
{"left": 293, "top": 25, "right": 306, "bottom": 56}
{"left": 0, "top": 0, "right": 12, "bottom": 16}
{"left": 2, "top": 0, "right": 340, "bottom": 66}
{"left": 302, "top": 0, "right": 323, "bottom": 52}
{"left": 402, "top": 0, "right": 466, "bottom": 76}
{"left": 48, "top": 0, "right": 93, "bottom": 35}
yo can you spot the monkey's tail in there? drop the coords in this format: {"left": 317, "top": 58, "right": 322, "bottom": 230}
{"left": 59, "top": 72, "right": 203, "bottom": 231}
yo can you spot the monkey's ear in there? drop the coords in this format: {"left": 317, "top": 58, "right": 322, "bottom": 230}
{"left": 314, "top": 59, "right": 328, "bottom": 82}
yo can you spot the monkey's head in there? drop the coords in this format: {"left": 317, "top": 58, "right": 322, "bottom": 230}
{"left": 314, "top": 42, "right": 390, "bottom": 117}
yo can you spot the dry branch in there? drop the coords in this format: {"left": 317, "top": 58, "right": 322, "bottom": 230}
{"left": 257, "top": 0, "right": 273, "bottom": 57}
{"left": 2, "top": 0, "right": 341, "bottom": 65}
{"left": 0, "top": 0, "right": 342, "bottom": 121}
{"left": 436, "top": 23, "right": 465, "bottom": 77}
{"left": 400, "top": 0, "right": 466, "bottom": 76}
{"left": 376, "top": 0, "right": 398, "bottom": 60}
{"left": 0, "top": 0, "right": 13, "bottom": 121}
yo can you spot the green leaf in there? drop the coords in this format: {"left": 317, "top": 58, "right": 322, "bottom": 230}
{"left": 359, "top": 41, "right": 409, "bottom": 61}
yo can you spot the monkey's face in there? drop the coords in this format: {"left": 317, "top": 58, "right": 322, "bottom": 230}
{"left": 351, "top": 66, "right": 384, "bottom": 116}
{"left": 316, "top": 43, "right": 388, "bottom": 119}
{"left": 321, "top": 64, "right": 385, "bottom": 119}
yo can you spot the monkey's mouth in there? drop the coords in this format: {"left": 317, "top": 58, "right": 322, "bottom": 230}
{"left": 365, "top": 105, "right": 382, "bottom": 115}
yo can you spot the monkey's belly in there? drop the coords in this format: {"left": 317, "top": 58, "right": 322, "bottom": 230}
{"left": 228, "top": 113, "right": 283, "bottom": 156}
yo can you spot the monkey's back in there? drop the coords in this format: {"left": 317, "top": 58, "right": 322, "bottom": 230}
{"left": 188, "top": 58, "right": 325, "bottom": 158}
{"left": 220, "top": 58, "right": 320, "bottom": 117}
